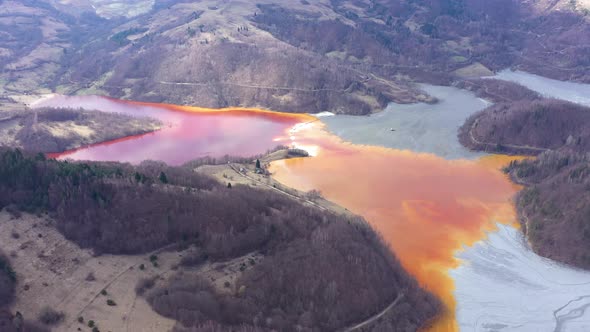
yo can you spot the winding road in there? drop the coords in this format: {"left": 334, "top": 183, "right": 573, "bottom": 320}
{"left": 340, "top": 292, "right": 406, "bottom": 332}
{"left": 469, "top": 118, "right": 549, "bottom": 153}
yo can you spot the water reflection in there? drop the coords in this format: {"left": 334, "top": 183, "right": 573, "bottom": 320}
{"left": 36, "top": 94, "right": 526, "bottom": 331}
{"left": 35, "top": 95, "right": 310, "bottom": 165}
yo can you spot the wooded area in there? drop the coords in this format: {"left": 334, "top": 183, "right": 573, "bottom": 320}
{"left": 0, "top": 148, "right": 440, "bottom": 331}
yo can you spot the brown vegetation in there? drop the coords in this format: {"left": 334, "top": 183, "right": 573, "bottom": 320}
{"left": 0, "top": 0, "right": 111, "bottom": 96}
{"left": 454, "top": 79, "right": 540, "bottom": 103}
{"left": 0, "top": 148, "right": 440, "bottom": 330}
{"left": 0, "top": 251, "right": 16, "bottom": 307}
{"left": 459, "top": 99, "right": 590, "bottom": 155}
{"left": 145, "top": 214, "right": 438, "bottom": 331}
{"left": 253, "top": 0, "right": 590, "bottom": 83}
{"left": 0, "top": 107, "right": 162, "bottom": 153}
{"left": 37, "top": 307, "right": 65, "bottom": 326}
{"left": 5, "top": 0, "right": 590, "bottom": 114}
{"left": 456, "top": 72, "right": 590, "bottom": 273}
{"left": 0, "top": 251, "right": 48, "bottom": 332}
{"left": 506, "top": 151, "right": 590, "bottom": 269}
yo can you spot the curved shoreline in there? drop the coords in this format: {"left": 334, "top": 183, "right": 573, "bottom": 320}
{"left": 31, "top": 91, "right": 522, "bottom": 331}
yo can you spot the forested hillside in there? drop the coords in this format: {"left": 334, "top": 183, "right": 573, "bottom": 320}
{"left": 2, "top": 0, "right": 590, "bottom": 114}
{"left": 459, "top": 99, "right": 590, "bottom": 155}
{"left": 0, "top": 149, "right": 440, "bottom": 331}
{"left": 0, "top": 107, "right": 161, "bottom": 153}
{"left": 505, "top": 152, "right": 590, "bottom": 270}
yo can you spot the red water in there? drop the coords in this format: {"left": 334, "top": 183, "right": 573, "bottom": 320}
{"left": 36, "top": 96, "right": 522, "bottom": 331}
{"left": 36, "top": 95, "right": 311, "bottom": 165}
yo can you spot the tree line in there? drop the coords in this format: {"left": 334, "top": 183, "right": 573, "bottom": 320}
{"left": 0, "top": 148, "right": 440, "bottom": 331}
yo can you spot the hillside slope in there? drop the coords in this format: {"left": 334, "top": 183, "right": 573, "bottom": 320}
{"left": 0, "top": 107, "right": 161, "bottom": 153}
{"left": 459, "top": 99, "right": 590, "bottom": 155}
{"left": 0, "top": 148, "right": 440, "bottom": 331}
{"left": 2, "top": 0, "right": 590, "bottom": 114}
{"left": 506, "top": 152, "right": 590, "bottom": 270}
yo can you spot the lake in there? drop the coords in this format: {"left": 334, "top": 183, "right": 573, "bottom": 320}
{"left": 33, "top": 75, "right": 590, "bottom": 331}
{"left": 494, "top": 69, "right": 590, "bottom": 106}
{"left": 34, "top": 95, "right": 311, "bottom": 165}
{"left": 271, "top": 80, "right": 590, "bottom": 331}
{"left": 320, "top": 85, "right": 488, "bottom": 159}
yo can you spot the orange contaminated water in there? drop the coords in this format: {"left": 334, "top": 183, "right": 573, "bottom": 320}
{"left": 270, "top": 121, "right": 522, "bottom": 331}
{"left": 38, "top": 95, "right": 522, "bottom": 330}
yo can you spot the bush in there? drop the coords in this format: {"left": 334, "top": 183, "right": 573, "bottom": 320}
{"left": 5, "top": 205, "right": 21, "bottom": 218}
{"left": 38, "top": 307, "right": 64, "bottom": 325}
{"left": 180, "top": 250, "right": 208, "bottom": 267}
{"left": 106, "top": 299, "right": 116, "bottom": 306}
{"left": 135, "top": 277, "right": 157, "bottom": 295}
{"left": 0, "top": 253, "right": 16, "bottom": 306}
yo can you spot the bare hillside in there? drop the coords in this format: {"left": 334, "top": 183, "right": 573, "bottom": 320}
{"left": 3, "top": 0, "right": 590, "bottom": 114}
{"left": 0, "top": 107, "right": 161, "bottom": 153}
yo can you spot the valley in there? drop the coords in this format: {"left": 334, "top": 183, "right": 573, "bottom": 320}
{"left": 25, "top": 72, "right": 590, "bottom": 331}
{"left": 0, "top": 82, "right": 553, "bottom": 331}
{"left": 2, "top": 1, "right": 590, "bottom": 331}
{"left": 3, "top": 0, "right": 590, "bottom": 115}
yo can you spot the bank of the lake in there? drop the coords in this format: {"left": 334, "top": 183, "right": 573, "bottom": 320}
{"left": 32, "top": 80, "right": 590, "bottom": 332}
{"left": 321, "top": 85, "right": 488, "bottom": 160}
{"left": 272, "top": 81, "right": 590, "bottom": 331}
{"left": 494, "top": 69, "right": 590, "bottom": 106}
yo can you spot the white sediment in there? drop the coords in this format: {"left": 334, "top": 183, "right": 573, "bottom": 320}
{"left": 312, "top": 111, "right": 336, "bottom": 117}
{"left": 451, "top": 224, "right": 590, "bottom": 332}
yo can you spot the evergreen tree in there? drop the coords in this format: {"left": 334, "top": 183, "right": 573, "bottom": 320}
{"left": 159, "top": 172, "right": 168, "bottom": 184}
{"left": 255, "top": 159, "right": 261, "bottom": 169}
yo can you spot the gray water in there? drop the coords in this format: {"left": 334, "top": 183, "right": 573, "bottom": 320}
{"left": 495, "top": 69, "right": 590, "bottom": 106}
{"left": 320, "top": 74, "right": 590, "bottom": 331}
{"left": 321, "top": 85, "right": 488, "bottom": 159}
{"left": 452, "top": 224, "right": 590, "bottom": 332}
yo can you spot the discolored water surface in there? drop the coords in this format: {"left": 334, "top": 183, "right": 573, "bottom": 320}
{"left": 35, "top": 95, "right": 311, "bottom": 165}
